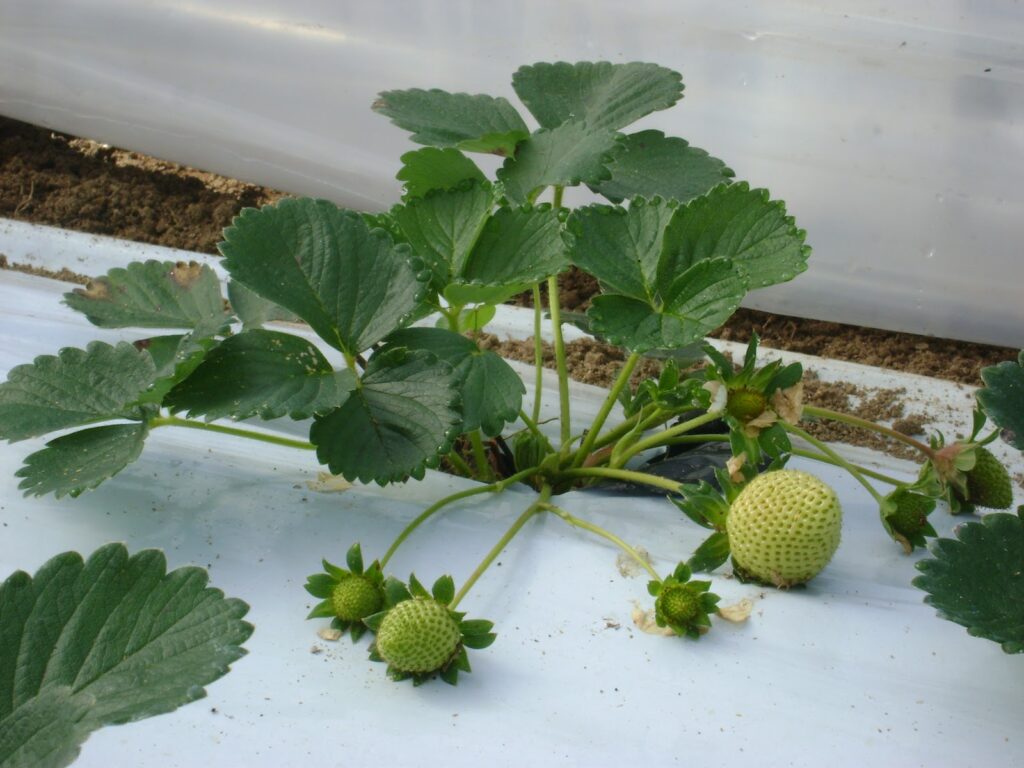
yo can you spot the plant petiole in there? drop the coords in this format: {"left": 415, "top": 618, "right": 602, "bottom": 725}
{"left": 531, "top": 283, "right": 545, "bottom": 424}
{"left": 572, "top": 351, "right": 641, "bottom": 468}
{"left": 380, "top": 467, "right": 540, "bottom": 568}
{"left": 469, "top": 430, "right": 495, "bottom": 481}
{"left": 784, "top": 423, "right": 886, "bottom": 504}
{"left": 543, "top": 503, "right": 662, "bottom": 582}
{"left": 557, "top": 466, "right": 683, "bottom": 494}
{"left": 803, "top": 405, "right": 935, "bottom": 459}
{"left": 149, "top": 415, "right": 315, "bottom": 451}
{"left": 612, "top": 410, "right": 722, "bottom": 466}
{"left": 450, "top": 484, "right": 553, "bottom": 609}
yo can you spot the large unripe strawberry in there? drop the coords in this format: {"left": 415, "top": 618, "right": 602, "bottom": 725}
{"left": 964, "top": 446, "right": 1013, "bottom": 509}
{"left": 375, "top": 597, "right": 463, "bottom": 674}
{"left": 727, "top": 469, "right": 842, "bottom": 587}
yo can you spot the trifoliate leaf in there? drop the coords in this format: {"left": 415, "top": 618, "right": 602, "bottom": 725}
{"left": 165, "top": 329, "right": 356, "bottom": 421}
{"left": 977, "top": 351, "right": 1024, "bottom": 450}
{"left": 383, "top": 328, "right": 524, "bottom": 437}
{"left": 391, "top": 182, "right": 495, "bottom": 292}
{"left": 0, "top": 544, "right": 252, "bottom": 768}
{"left": 512, "top": 61, "right": 684, "bottom": 131}
{"left": 396, "top": 147, "right": 487, "bottom": 199}
{"left": 219, "top": 198, "right": 427, "bottom": 355}
{"left": 565, "top": 197, "right": 677, "bottom": 302}
{"left": 658, "top": 182, "right": 809, "bottom": 292}
{"left": 591, "top": 131, "right": 734, "bottom": 204}
{"left": 15, "top": 423, "right": 148, "bottom": 499}
{"left": 63, "top": 260, "right": 230, "bottom": 339}
{"left": 310, "top": 348, "right": 459, "bottom": 485}
{"left": 914, "top": 510, "right": 1024, "bottom": 653}
{"left": 588, "top": 259, "right": 746, "bottom": 353}
{"left": 497, "top": 121, "right": 619, "bottom": 204}
{"left": 372, "top": 88, "right": 529, "bottom": 156}
{"left": 452, "top": 205, "right": 568, "bottom": 302}
{"left": 0, "top": 342, "right": 157, "bottom": 441}
{"left": 227, "top": 280, "right": 300, "bottom": 330}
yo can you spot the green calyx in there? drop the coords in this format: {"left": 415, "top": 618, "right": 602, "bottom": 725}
{"left": 964, "top": 446, "right": 1013, "bottom": 510}
{"left": 649, "top": 563, "right": 720, "bottom": 638}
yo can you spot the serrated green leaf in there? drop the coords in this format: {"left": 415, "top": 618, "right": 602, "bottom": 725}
{"left": 396, "top": 147, "right": 487, "bottom": 200}
{"left": 391, "top": 182, "right": 495, "bottom": 292}
{"left": 592, "top": 131, "right": 734, "bottom": 204}
{"left": 457, "top": 205, "right": 568, "bottom": 294}
{"left": 165, "top": 330, "right": 355, "bottom": 421}
{"left": 658, "top": 182, "right": 809, "bottom": 292}
{"left": 0, "top": 342, "right": 157, "bottom": 442}
{"left": 63, "top": 260, "right": 230, "bottom": 339}
{"left": 914, "top": 510, "right": 1024, "bottom": 653}
{"left": 977, "top": 351, "right": 1024, "bottom": 450}
{"left": 227, "top": 280, "right": 300, "bottom": 330}
{"left": 432, "top": 575, "right": 455, "bottom": 604}
{"left": 443, "top": 282, "right": 533, "bottom": 307}
{"left": 566, "top": 197, "right": 677, "bottom": 302}
{"left": 373, "top": 88, "right": 528, "bottom": 156}
{"left": 310, "top": 348, "right": 459, "bottom": 485}
{"left": 0, "top": 544, "right": 252, "bottom": 766}
{"left": 219, "top": 198, "right": 427, "bottom": 355}
{"left": 383, "top": 328, "right": 524, "bottom": 437}
{"left": 512, "top": 61, "right": 684, "bottom": 131}
{"left": 498, "top": 121, "right": 619, "bottom": 204}
{"left": 15, "top": 423, "right": 148, "bottom": 499}
{"left": 588, "top": 259, "right": 746, "bottom": 353}
{"left": 449, "top": 304, "right": 496, "bottom": 332}
{"left": 0, "top": 685, "right": 93, "bottom": 768}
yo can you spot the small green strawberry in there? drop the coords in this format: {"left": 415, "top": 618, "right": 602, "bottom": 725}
{"left": 726, "top": 469, "right": 842, "bottom": 587}
{"left": 964, "top": 446, "right": 1013, "bottom": 509}
{"left": 727, "top": 388, "right": 769, "bottom": 423}
{"left": 365, "top": 574, "right": 496, "bottom": 685}
{"left": 305, "top": 543, "right": 385, "bottom": 641}
{"left": 648, "top": 563, "right": 721, "bottom": 638}
{"left": 881, "top": 488, "right": 937, "bottom": 553}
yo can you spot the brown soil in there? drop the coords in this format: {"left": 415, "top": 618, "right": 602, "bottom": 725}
{"left": 0, "top": 114, "right": 1014, "bottom": 391}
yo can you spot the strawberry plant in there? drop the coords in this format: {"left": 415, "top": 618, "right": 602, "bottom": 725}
{"left": 1, "top": 60, "right": 1021, "bottom": 706}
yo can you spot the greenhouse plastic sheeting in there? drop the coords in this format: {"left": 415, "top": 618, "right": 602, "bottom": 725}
{"left": 2, "top": 1, "right": 1023, "bottom": 347}
{"left": 1, "top": 264, "right": 1022, "bottom": 768}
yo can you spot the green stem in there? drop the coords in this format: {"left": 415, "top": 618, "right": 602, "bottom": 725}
{"left": 547, "top": 272, "right": 572, "bottom": 450}
{"left": 784, "top": 423, "right": 886, "bottom": 504}
{"left": 803, "top": 404, "right": 935, "bottom": 458}
{"left": 531, "top": 283, "right": 544, "bottom": 424}
{"left": 573, "top": 351, "right": 640, "bottom": 468}
{"left": 149, "top": 416, "right": 315, "bottom": 451}
{"left": 445, "top": 450, "right": 474, "bottom": 477}
{"left": 544, "top": 504, "right": 661, "bottom": 582}
{"left": 658, "top": 433, "right": 906, "bottom": 486}
{"left": 592, "top": 405, "right": 667, "bottom": 452}
{"left": 558, "top": 466, "right": 682, "bottom": 494}
{"left": 450, "top": 485, "right": 553, "bottom": 609}
{"left": 468, "top": 430, "right": 494, "bottom": 481}
{"left": 518, "top": 410, "right": 549, "bottom": 444}
{"left": 613, "top": 410, "right": 722, "bottom": 466}
{"left": 380, "top": 468, "right": 538, "bottom": 568}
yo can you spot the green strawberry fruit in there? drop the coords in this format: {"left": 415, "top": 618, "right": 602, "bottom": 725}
{"left": 658, "top": 582, "right": 700, "bottom": 624}
{"left": 375, "top": 597, "right": 463, "bottom": 674}
{"left": 727, "top": 388, "right": 768, "bottom": 423}
{"left": 727, "top": 469, "right": 842, "bottom": 587}
{"left": 965, "top": 446, "right": 1013, "bottom": 509}
{"left": 332, "top": 575, "right": 384, "bottom": 622}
